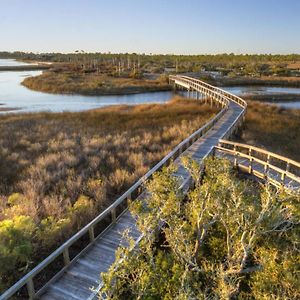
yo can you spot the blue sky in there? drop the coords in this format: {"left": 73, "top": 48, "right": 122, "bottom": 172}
{"left": 1, "top": 0, "right": 299, "bottom": 54}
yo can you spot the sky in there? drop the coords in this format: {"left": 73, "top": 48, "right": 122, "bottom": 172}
{"left": 1, "top": 0, "right": 299, "bottom": 54}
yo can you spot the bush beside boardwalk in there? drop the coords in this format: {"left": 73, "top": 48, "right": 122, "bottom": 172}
{"left": 102, "top": 158, "right": 300, "bottom": 299}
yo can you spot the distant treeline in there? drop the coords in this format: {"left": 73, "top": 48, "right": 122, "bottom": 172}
{"left": 1, "top": 51, "right": 300, "bottom": 76}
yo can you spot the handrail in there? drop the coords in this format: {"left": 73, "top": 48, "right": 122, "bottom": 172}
{"left": 218, "top": 139, "right": 300, "bottom": 169}
{"left": 215, "top": 140, "right": 300, "bottom": 189}
{"left": 169, "top": 75, "right": 247, "bottom": 108}
{"left": 169, "top": 75, "right": 247, "bottom": 141}
{"left": 2, "top": 75, "right": 244, "bottom": 300}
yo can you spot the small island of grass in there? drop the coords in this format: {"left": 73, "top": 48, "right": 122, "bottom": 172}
{"left": 22, "top": 66, "right": 171, "bottom": 96}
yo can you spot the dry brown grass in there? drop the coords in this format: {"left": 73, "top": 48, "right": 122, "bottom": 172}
{"left": 219, "top": 76, "right": 300, "bottom": 87}
{"left": 22, "top": 71, "right": 170, "bottom": 95}
{"left": 237, "top": 101, "right": 300, "bottom": 161}
{"left": 0, "top": 97, "right": 217, "bottom": 289}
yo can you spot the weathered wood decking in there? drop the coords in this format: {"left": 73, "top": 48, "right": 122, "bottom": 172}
{"left": 38, "top": 100, "right": 244, "bottom": 299}
{"left": 40, "top": 210, "right": 140, "bottom": 300}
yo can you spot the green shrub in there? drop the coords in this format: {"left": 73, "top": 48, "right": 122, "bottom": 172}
{"left": 0, "top": 216, "right": 36, "bottom": 290}
{"left": 102, "top": 158, "right": 300, "bottom": 299}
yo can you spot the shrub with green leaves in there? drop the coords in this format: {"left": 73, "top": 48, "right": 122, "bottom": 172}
{"left": 0, "top": 216, "right": 36, "bottom": 290}
{"left": 102, "top": 157, "right": 300, "bottom": 299}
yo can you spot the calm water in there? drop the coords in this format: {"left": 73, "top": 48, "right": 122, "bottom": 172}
{"left": 0, "top": 58, "right": 32, "bottom": 67}
{"left": 0, "top": 59, "right": 173, "bottom": 113}
{"left": 222, "top": 86, "right": 300, "bottom": 109}
{"left": 1, "top": 59, "right": 300, "bottom": 113}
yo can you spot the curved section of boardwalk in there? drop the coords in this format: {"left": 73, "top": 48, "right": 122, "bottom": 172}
{"left": 0, "top": 76, "right": 246, "bottom": 300}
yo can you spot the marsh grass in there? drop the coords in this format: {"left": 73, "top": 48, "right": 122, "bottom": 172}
{"left": 0, "top": 97, "right": 217, "bottom": 290}
{"left": 22, "top": 71, "right": 170, "bottom": 95}
{"left": 238, "top": 101, "right": 300, "bottom": 161}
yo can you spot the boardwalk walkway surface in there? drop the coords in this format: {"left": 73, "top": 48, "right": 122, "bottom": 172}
{"left": 2, "top": 75, "right": 299, "bottom": 300}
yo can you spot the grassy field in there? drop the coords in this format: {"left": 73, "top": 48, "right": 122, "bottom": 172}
{"left": 238, "top": 101, "right": 300, "bottom": 161}
{"left": 22, "top": 70, "right": 171, "bottom": 95}
{"left": 0, "top": 97, "right": 217, "bottom": 291}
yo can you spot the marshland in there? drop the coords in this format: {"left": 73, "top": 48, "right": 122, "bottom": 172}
{"left": 2, "top": 1, "right": 300, "bottom": 298}
{"left": 1, "top": 52, "right": 300, "bottom": 297}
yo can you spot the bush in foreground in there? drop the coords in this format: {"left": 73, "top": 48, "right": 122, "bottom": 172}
{"left": 102, "top": 157, "right": 300, "bottom": 299}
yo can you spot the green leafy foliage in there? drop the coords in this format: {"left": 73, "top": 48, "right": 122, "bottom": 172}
{"left": 0, "top": 216, "right": 36, "bottom": 290}
{"left": 102, "top": 158, "right": 300, "bottom": 299}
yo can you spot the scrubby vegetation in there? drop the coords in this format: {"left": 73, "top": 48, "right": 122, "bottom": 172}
{"left": 0, "top": 98, "right": 217, "bottom": 291}
{"left": 242, "top": 101, "right": 300, "bottom": 161}
{"left": 22, "top": 71, "right": 170, "bottom": 96}
{"left": 102, "top": 157, "right": 300, "bottom": 299}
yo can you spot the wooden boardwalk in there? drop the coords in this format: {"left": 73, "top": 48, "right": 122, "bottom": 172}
{"left": 6, "top": 75, "right": 300, "bottom": 300}
{"left": 40, "top": 210, "right": 140, "bottom": 300}
{"left": 38, "top": 96, "right": 244, "bottom": 299}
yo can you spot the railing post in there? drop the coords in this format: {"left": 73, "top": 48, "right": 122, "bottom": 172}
{"left": 127, "top": 193, "right": 132, "bottom": 207}
{"left": 111, "top": 208, "right": 116, "bottom": 224}
{"left": 63, "top": 248, "right": 70, "bottom": 266}
{"left": 249, "top": 158, "right": 253, "bottom": 173}
{"left": 212, "top": 147, "right": 216, "bottom": 157}
{"left": 89, "top": 226, "right": 95, "bottom": 243}
{"left": 233, "top": 145, "right": 237, "bottom": 167}
{"left": 286, "top": 162, "right": 290, "bottom": 173}
{"left": 264, "top": 154, "right": 270, "bottom": 175}
{"left": 27, "top": 278, "right": 35, "bottom": 300}
{"left": 281, "top": 171, "right": 286, "bottom": 185}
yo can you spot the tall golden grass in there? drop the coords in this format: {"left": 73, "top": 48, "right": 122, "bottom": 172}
{"left": 239, "top": 101, "right": 300, "bottom": 161}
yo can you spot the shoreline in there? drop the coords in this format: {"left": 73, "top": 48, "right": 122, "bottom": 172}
{"left": 215, "top": 76, "right": 300, "bottom": 88}
{"left": 0, "top": 65, "right": 50, "bottom": 72}
{"left": 0, "top": 103, "right": 20, "bottom": 112}
{"left": 21, "top": 70, "right": 172, "bottom": 96}
{"left": 243, "top": 93, "right": 300, "bottom": 102}
{"left": 21, "top": 80, "right": 172, "bottom": 96}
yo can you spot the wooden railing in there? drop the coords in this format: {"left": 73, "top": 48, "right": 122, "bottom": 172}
{"left": 1, "top": 75, "right": 247, "bottom": 300}
{"left": 169, "top": 75, "right": 247, "bottom": 108}
{"left": 215, "top": 139, "right": 300, "bottom": 189}
{"left": 169, "top": 75, "right": 247, "bottom": 140}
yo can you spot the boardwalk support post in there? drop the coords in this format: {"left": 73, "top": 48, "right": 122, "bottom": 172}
{"left": 234, "top": 145, "right": 237, "bottom": 167}
{"left": 27, "top": 278, "right": 35, "bottom": 300}
{"left": 111, "top": 208, "right": 116, "bottom": 224}
{"left": 63, "top": 248, "right": 70, "bottom": 266}
{"left": 89, "top": 226, "right": 95, "bottom": 242}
